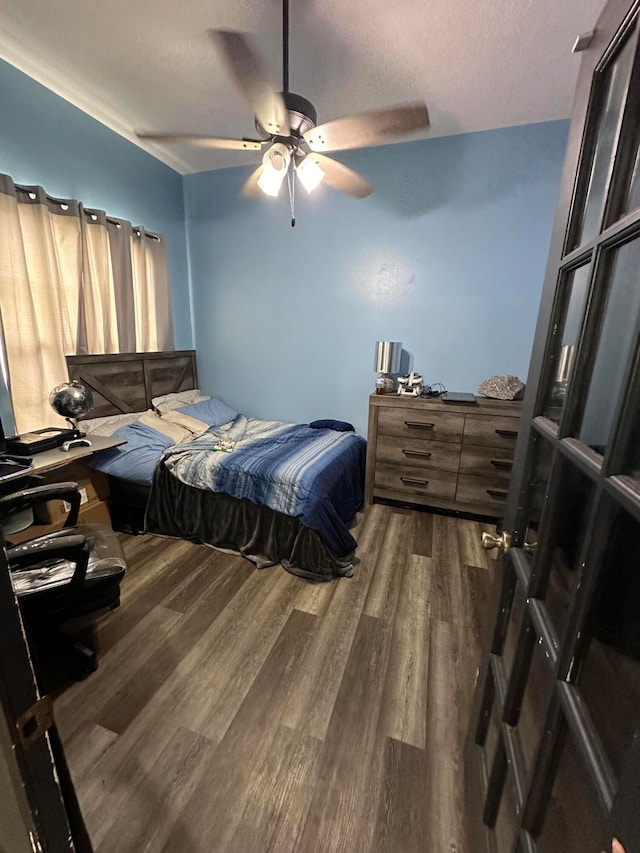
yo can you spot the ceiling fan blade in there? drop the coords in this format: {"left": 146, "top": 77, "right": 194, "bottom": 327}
{"left": 241, "top": 165, "right": 265, "bottom": 198}
{"left": 136, "top": 132, "right": 264, "bottom": 151}
{"left": 309, "top": 154, "right": 373, "bottom": 199}
{"left": 304, "top": 102, "right": 429, "bottom": 152}
{"left": 210, "top": 29, "right": 290, "bottom": 137}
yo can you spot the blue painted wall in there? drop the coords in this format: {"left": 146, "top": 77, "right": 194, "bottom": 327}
{"left": 0, "top": 53, "right": 567, "bottom": 435}
{"left": 0, "top": 58, "right": 192, "bottom": 348}
{"left": 184, "top": 121, "right": 568, "bottom": 436}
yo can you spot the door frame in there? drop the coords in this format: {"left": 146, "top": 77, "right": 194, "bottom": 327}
{"left": 0, "top": 542, "right": 89, "bottom": 851}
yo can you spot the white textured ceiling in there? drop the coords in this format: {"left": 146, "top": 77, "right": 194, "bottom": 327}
{"left": 0, "top": 0, "right": 605, "bottom": 174}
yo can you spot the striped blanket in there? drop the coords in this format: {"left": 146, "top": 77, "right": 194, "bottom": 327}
{"left": 160, "top": 415, "right": 366, "bottom": 557}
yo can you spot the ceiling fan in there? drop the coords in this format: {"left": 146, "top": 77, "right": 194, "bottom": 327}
{"left": 136, "top": 0, "right": 430, "bottom": 225}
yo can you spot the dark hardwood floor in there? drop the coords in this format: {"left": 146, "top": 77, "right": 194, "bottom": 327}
{"left": 54, "top": 504, "right": 499, "bottom": 853}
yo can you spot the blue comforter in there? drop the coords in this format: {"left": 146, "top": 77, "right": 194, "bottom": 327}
{"left": 161, "top": 415, "right": 366, "bottom": 557}
{"left": 90, "top": 421, "right": 173, "bottom": 484}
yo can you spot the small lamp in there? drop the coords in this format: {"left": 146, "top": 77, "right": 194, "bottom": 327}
{"left": 374, "top": 341, "right": 402, "bottom": 394}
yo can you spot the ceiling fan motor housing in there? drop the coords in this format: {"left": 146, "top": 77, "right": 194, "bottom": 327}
{"left": 255, "top": 92, "right": 317, "bottom": 141}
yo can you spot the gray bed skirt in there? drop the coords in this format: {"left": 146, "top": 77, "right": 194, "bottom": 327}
{"left": 143, "top": 462, "right": 356, "bottom": 581}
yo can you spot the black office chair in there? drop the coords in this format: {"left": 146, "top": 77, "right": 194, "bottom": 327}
{"left": 0, "top": 482, "right": 126, "bottom": 686}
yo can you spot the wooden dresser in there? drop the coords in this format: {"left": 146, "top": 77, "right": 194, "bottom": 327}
{"left": 365, "top": 393, "right": 522, "bottom": 517}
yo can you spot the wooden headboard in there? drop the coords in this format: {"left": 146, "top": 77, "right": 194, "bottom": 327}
{"left": 66, "top": 350, "right": 198, "bottom": 419}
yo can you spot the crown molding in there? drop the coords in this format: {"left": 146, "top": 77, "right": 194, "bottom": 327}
{"left": 0, "top": 30, "right": 193, "bottom": 175}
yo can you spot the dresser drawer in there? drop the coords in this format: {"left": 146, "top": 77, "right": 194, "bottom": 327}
{"left": 375, "top": 463, "right": 457, "bottom": 500}
{"left": 378, "top": 407, "right": 464, "bottom": 444}
{"left": 459, "top": 444, "right": 514, "bottom": 480}
{"left": 376, "top": 435, "right": 461, "bottom": 471}
{"left": 456, "top": 473, "right": 510, "bottom": 509}
{"left": 462, "top": 415, "right": 519, "bottom": 449}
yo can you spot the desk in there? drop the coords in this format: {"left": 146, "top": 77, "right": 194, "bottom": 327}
{"left": 0, "top": 435, "right": 126, "bottom": 485}
{"left": 1, "top": 435, "right": 127, "bottom": 542}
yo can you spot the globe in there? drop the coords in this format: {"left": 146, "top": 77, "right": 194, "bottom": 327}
{"left": 49, "top": 380, "right": 94, "bottom": 420}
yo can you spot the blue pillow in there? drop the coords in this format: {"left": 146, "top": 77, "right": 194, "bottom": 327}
{"left": 177, "top": 397, "right": 238, "bottom": 427}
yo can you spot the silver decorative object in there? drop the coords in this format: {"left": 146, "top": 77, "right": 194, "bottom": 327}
{"left": 397, "top": 371, "right": 423, "bottom": 396}
{"left": 49, "top": 380, "right": 94, "bottom": 435}
{"left": 477, "top": 375, "right": 525, "bottom": 401}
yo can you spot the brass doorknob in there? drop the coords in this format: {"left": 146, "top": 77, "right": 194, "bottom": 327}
{"left": 481, "top": 530, "right": 512, "bottom": 552}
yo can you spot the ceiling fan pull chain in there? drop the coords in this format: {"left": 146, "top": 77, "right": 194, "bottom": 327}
{"left": 288, "top": 162, "right": 296, "bottom": 227}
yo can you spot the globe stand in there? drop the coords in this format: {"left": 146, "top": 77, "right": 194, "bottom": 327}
{"left": 65, "top": 417, "right": 86, "bottom": 439}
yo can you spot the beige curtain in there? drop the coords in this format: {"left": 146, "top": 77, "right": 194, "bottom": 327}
{"left": 79, "top": 208, "right": 119, "bottom": 354}
{"left": 0, "top": 180, "right": 77, "bottom": 431}
{"left": 0, "top": 173, "right": 175, "bottom": 434}
{"left": 108, "top": 218, "right": 136, "bottom": 352}
{"left": 131, "top": 229, "right": 174, "bottom": 352}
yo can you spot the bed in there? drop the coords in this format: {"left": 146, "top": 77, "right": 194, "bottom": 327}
{"left": 66, "top": 351, "right": 366, "bottom": 581}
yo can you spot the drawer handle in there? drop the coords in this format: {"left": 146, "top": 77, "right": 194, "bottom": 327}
{"left": 490, "top": 459, "right": 513, "bottom": 470}
{"left": 402, "top": 449, "right": 432, "bottom": 459}
{"left": 405, "top": 421, "right": 434, "bottom": 430}
{"left": 495, "top": 429, "right": 518, "bottom": 438}
{"left": 401, "top": 476, "right": 429, "bottom": 486}
{"left": 486, "top": 488, "right": 508, "bottom": 499}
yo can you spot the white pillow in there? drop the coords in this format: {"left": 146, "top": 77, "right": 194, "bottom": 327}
{"left": 137, "top": 410, "right": 193, "bottom": 445}
{"left": 81, "top": 411, "right": 148, "bottom": 436}
{"left": 161, "top": 409, "right": 210, "bottom": 437}
{"left": 151, "top": 389, "right": 209, "bottom": 413}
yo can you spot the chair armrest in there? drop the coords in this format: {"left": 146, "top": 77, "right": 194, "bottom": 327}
{"left": 0, "top": 482, "right": 81, "bottom": 527}
{"left": 7, "top": 533, "right": 91, "bottom": 599}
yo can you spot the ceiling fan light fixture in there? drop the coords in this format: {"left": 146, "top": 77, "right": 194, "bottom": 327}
{"left": 257, "top": 166, "right": 286, "bottom": 197}
{"left": 257, "top": 142, "right": 291, "bottom": 197}
{"left": 296, "top": 156, "right": 325, "bottom": 194}
{"left": 139, "top": 1, "right": 430, "bottom": 217}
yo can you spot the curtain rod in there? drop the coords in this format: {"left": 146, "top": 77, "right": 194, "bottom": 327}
{"left": 106, "top": 217, "right": 160, "bottom": 242}
{"left": 14, "top": 183, "right": 160, "bottom": 241}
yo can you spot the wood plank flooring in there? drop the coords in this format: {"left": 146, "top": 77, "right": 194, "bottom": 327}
{"left": 54, "top": 504, "right": 499, "bottom": 853}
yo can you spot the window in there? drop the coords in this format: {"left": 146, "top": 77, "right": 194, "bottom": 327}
{"left": 0, "top": 174, "right": 174, "bottom": 433}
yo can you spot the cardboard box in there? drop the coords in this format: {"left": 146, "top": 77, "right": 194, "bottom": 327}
{"left": 4, "top": 500, "right": 113, "bottom": 545}
{"left": 36, "top": 464, "right": 109, "bottom": 525}
{"left": 77, "top": 500, "right": 112, "bottom": 527}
